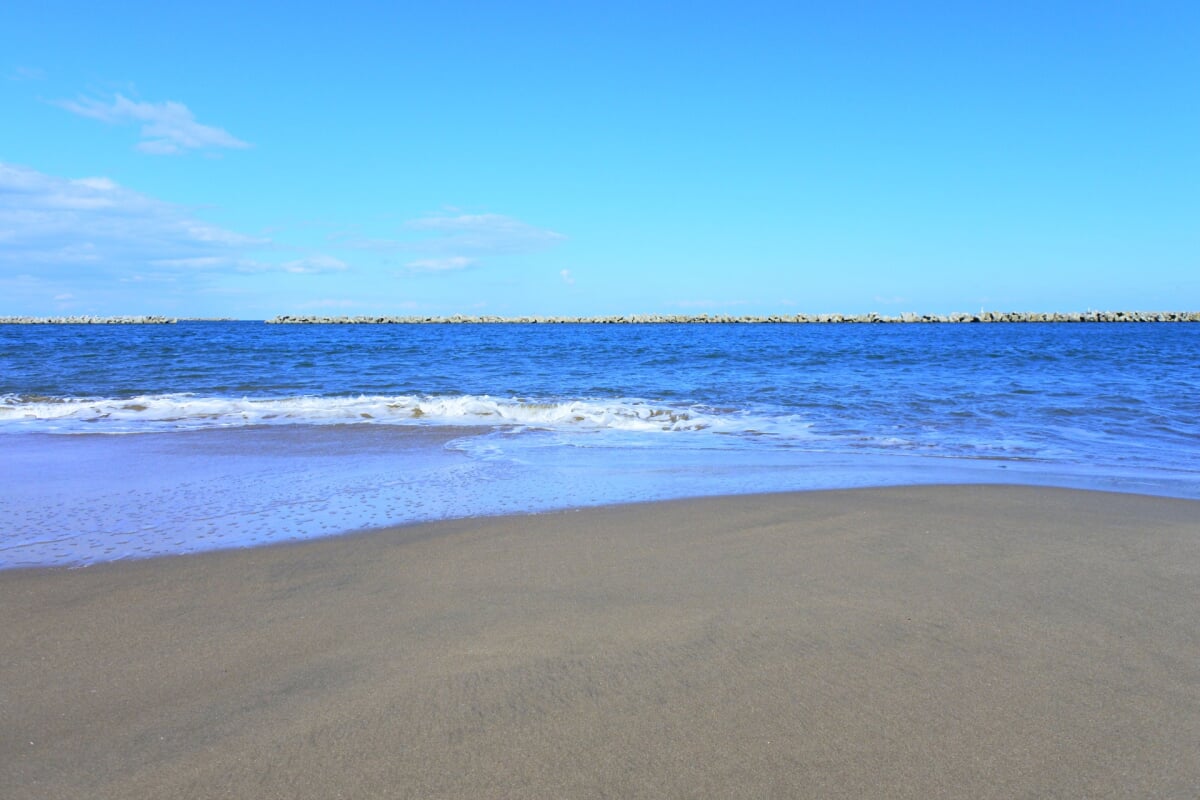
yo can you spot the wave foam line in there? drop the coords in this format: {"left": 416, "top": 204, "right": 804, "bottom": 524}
{"left": 0, "top": 393, "right": 783, "bottom": 435}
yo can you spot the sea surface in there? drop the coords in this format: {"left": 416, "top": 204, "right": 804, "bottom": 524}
{"left": 2, "top": 321, "right": 1198, "bottom": 568}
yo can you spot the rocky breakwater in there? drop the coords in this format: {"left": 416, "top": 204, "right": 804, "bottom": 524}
{"left": 266, "top": 310, "right": 1200, "bottom": 324}
{"left": 0, "top": 316, "right": 177, "bottom": 324}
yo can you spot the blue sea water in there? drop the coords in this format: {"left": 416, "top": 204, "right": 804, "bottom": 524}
{"left": 2, "top": 321, "right": 1198, "bottom": 568}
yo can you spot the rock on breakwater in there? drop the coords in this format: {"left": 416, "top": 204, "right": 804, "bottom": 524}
{"left": 265, "top": 310, "right": 1200, "bottom": 324}
{"left": 0, "top": 316, "right": 177, "bottom": 324}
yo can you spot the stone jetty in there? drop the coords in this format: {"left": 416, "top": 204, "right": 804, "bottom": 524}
{"left": 0, "top": 316, "right": 177, "bottom": 324}
{"left": 4, "top": 311, "right": 1197, "bottom": 324}
{"left": 266, "top": 310, "right": 1200, "bottom": 324}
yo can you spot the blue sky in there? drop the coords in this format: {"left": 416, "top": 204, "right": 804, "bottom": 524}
{"left": 1, "top": 1, "right": 1197, "bottom": 318}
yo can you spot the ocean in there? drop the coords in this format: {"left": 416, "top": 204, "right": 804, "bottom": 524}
{"left": 2, "top": 321, "right": 1198, "bottom": 568}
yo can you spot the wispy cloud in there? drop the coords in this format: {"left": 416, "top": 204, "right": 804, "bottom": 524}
{"left": 560, "top": 269, "right": 575, "bottom": 285}
{"left": 339, "top": 212, "right": 565, "bottom": 272}
{"left": 54, "top": 93, "right": 250, "bottom": 155}
{"left": 0, "top": 162, "right": 264, "bottom": 273}
{"left": 405, "top": 256, "right": 476, "bottom": 272}
{"left": 0, "top": 162, "right": 353, "bottom": 283}
{"left": 277, "top": 255, "right": 349, "bottom": 274}
{"left": 146, "top": 255, "right": 349, "bottom": 274}
{"left": 8, "top": 66, "right": 46, "bottom": 81}
{"left": 150, "top": 256, "right": 236, "bottom": 269}
{"left": 403, "top": 213, "right": 565, "bottom": 256}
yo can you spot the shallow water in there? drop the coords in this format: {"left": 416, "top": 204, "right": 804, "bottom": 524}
{"left": 2, "top": 322, "right": 1197, "bottom": 567}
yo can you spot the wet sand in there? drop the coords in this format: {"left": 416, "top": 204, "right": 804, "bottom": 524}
{"left": 2, "top": 485, "right": 1198, "bottom": 799}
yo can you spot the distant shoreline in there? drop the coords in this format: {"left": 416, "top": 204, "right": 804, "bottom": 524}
{"left": 3, "top": 310, "right": 1200, "bottom": 324}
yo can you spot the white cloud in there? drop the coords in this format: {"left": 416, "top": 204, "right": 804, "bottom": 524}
{"left": 279, "top": 255, "right": 349, "bottom": 274}
{"left": 0, "top": 160, "right": 363, "bottom": 284}
{"left": 0, "top": 163, "right": 362, "bottom": 317}
{"left": 404, "top": 213, "right": 565, "bottom": 255}
{"left": 8, "top": 66, "right": 46, "bottom": 81}
{"left": 333, "top": 234, "right": 405, "bottom": 252}
{"left": 54, "top": 93, "right": 250, "bottom": 155}
{"left": 380, "top": 212, "right": 567, "bottom": 273}
{"left": 0, "top": 162, "right": 268, "bottom": 275}
{"left": 336, "top": 212, "right": 565, "bottom": 274}
{"left": 151, "top": 257, "right": 231, "bottom": 269}
{"left": 406, "top": 256, "right": 476, "bottom": 272}
{"left": 151, "top": 254, "right": 350, "bottom": 274}
{"left": 560, "top": 269, "right": 575, "bottom": 285}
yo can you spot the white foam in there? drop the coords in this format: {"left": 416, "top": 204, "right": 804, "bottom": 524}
{"left": 0, "top": 392, "right": 802, "bottom": 438}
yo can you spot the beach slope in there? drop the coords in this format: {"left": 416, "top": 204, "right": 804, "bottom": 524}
{"left": 2, "top": 485, "right": 1198, "bottom": 798}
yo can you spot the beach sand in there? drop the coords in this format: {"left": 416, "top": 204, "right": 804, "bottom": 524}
{"left": 2, "top": 485, "right": 1198, "bottom": 799}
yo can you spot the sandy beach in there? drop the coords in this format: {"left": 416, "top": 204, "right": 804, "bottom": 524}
{"left": 2, "top": 484, "right": 1198, "bottom": 799}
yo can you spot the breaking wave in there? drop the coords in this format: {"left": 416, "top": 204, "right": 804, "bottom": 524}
{"left": 0, "top": 392, "right": 793, "bottom": 437}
